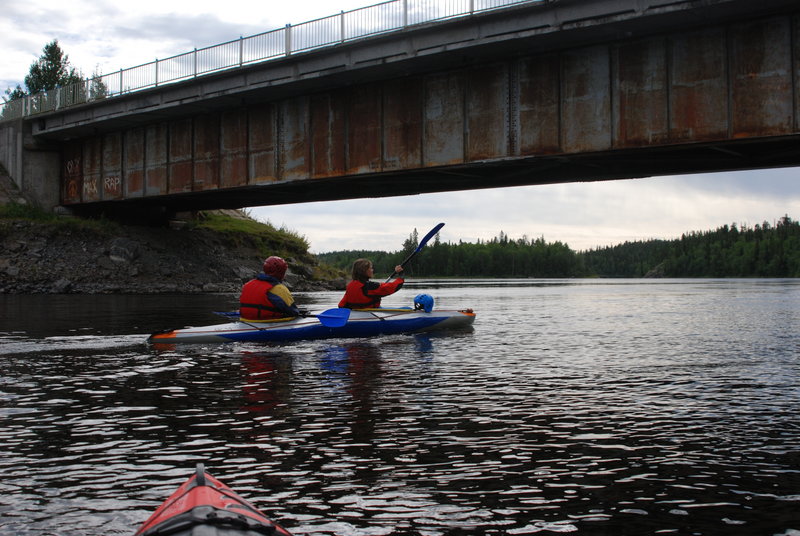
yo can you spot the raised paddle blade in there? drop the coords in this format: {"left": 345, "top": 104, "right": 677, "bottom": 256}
{"left": 415, "top": 222, "right": 445, "bottom": 253}
{"left": 386, "top": 222, "right": 445, "bottom": 282}
{"left": 313, "top": 308, "right": 350, "bottom": 328}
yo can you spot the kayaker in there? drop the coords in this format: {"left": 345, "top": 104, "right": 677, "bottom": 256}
{"left": 338, "top": 258, "right": 405, "bottom": 309}
{"left": 239, "top": 256, "right": 301, "bottom": 320}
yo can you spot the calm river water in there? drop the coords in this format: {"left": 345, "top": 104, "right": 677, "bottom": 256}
{"left": 1, "top": 279, "right": 799, "bottom": 535}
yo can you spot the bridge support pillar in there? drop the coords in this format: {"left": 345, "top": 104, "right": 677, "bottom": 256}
{"left": 0, "top": 120, "right": 61, "bottom": 210}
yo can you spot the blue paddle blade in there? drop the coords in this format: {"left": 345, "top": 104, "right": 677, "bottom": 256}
{"left": 315, "top": 308, "right": 350, "bottom": 328}
{"left": 415, "top": 222, "right": 445, "bottom": 252}
{"left": 386, "top": 222, "right": 446, "bottom": 282}
{"left": 214, "top": 311, "right": 240, "bottom": 318}
{"left": 215, "top": 308, "right": 349, "bottom": 327}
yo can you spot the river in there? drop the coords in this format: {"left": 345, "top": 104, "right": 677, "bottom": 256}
{"left": 1, "top": 279, "right": 798, "bottom": 535}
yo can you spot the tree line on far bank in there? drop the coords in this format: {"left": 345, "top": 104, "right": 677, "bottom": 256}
{"left": 316, "top": 215, "right": 800, "bottom": 278}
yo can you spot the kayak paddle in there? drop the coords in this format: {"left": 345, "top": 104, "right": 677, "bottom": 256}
{"left": 310, "top": 308, "right": 351, "bottom": 327}
{"left": 214, "top": 307, "right": 351, "bottom": 328}
{"left": 385, "top": 222, "right": 445, "bottom": 282}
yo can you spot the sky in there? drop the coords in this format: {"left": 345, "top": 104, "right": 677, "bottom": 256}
{"left": 2, "top": 1, "right": 799, "bottom": 253}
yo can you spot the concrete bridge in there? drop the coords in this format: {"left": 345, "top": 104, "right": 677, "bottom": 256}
{"left": 1, "top": 0, "right": 799, "bottom": 217}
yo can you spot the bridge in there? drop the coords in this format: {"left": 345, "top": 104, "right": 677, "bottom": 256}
{"left": 1, "top": 0, "right": 799, "bottom": 216}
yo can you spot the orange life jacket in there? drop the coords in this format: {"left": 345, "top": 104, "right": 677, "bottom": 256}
{"left": 338, "top": 278, "right": 404, "bottom": 309}
{"left": 240, "top": 278, "right": 289, "bottom": 320}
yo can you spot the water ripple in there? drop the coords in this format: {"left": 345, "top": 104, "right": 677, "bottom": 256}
{"left": 1, "top": 282, "right": 799, "bottom": 535}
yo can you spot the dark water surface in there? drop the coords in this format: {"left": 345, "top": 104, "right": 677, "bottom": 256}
{"left": 1, "top": 279, "right": 799, "bottom": 535}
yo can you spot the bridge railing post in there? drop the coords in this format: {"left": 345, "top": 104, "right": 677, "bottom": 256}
{"left": 340, "top": 10, "right": 345, "bottom": 43}
{"left": 239, "top": 36, "right": 244, "bottom": 67}
{"left": 154, "top": 58, "right": 159, "bottom": 87}
{"left": 285, "top": 24, "right": 292, "bottom": 56}
{"left": 194, "top": 48, "right": 198, "bottom": 78}
{"left": 403, "top": 0, "right": 408, "bottom": 27}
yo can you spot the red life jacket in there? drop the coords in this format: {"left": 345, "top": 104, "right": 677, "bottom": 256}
{"left": 239, "top": 278, "right": 285, "bottom": 320}
{"left": 338, "top": 278, "right": 404, "bottom": 309}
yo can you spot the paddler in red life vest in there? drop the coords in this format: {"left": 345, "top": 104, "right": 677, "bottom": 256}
{"left": 338, "top": 258, "right": 405, "bottom": 309}
{"left": 239, "top": 256, "right": 301, "bottom": 320}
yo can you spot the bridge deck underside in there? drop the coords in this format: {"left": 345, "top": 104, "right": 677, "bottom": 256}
{"left": 60, "top": 12, "right": 800, "bottom": 213}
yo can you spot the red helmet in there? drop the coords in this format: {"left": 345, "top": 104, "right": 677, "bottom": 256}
{"left": 263, "top": 256, "right": 288, "bottom": 280}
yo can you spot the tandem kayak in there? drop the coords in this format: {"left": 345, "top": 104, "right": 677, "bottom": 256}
{"left": 135, "top": 463, "right": 293, "bottom": 536}
{"left": 148, "top": 307, "right": 476, "bottom": 344}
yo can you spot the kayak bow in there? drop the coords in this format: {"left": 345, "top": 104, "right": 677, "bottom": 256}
{"left": 135, "top": 463, "right": 293, "bottom": 536}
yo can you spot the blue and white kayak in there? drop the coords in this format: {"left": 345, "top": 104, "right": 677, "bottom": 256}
{"left": 148, "top": 307, "right": 476, "bottom": 344}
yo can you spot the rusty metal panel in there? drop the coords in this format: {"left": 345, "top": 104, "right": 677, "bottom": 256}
{"left": 102, "top": 132, "right": 123, "bottom": 200}
{"left": 424, "top": 72, "right": 465, "bottom": 167}
{"left": 669, "top": 28, "right": 728, "bottom": 142}
{"left": 61, "top": 142, "right": 82, "bottom": 205}
{"left": 124, "top": 128, "right": 145, "bottom": 197}
{"left": 466, "top": 64, "right": 509, "bottom": 161}
{"left": 518, "top": 54, "right": 561, "bottom": 156}
{"left": 730, "top": 17, "right": 793, "bottom": 138}
{"left": 193, "top": 114, "right": 220, "bottom": 191}
{"left": 169, "top": 118, "right": 193, "bottom": 193}
{"left": 145, "top": 123, "right": 168, "bottom": 196}
{"left": 561, "top": 45, "right": 611, "bottom": 153}
{"left": 383, "top": 77, "right": 423, "bottom": 170}
{"left": 61, "top": 141, "right": 82, "bottom": 205}
{"left": 796, "top": 15, "right": 800, "bottom": 133}
{"left": 248, "top": 102, "right": 277, "bottom": 183}
{"left": 612, "top": 37, "right": 669, "bottom": 147}
{"left": 221, "top": 109, "right": 248, "bottom": 188}
{"left": 82, "top": 137, "right": 102, "bottom": 202}
{"left": 310, "top": 92, "right": 346, "bottom": 178}
{"left": 279, "top": 97, "right": 310, "bottom": 181}
{"left": 347, "top": 83, "right": 382, "bottom": 174}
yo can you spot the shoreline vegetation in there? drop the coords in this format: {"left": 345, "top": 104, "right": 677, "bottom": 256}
{"left": 318, "top": 215, "right": 800, "bottom": 279}
{"left": 1, "top": 188, "right": 797, "bottom": 294}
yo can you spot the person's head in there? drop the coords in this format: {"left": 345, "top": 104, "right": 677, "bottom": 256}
{"left": 351, "top": 258, "right": 373, "bottom": 281}
{"left": 263, "top": 256, "right": 288, "bottom": 280}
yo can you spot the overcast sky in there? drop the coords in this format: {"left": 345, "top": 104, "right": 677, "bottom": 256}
{"left": 2, "top": 1, "right": 799, "bottom": 253}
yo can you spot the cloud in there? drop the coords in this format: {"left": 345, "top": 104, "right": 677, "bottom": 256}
{"left": 251, "top": 170, "right": 800, "bottom": 253}
{"left": 1, "top": 0, "right": 367, "bottom": 90}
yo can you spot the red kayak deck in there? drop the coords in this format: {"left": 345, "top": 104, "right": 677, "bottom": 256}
{"left": 135, "top": 464, "right": 293, "bottom": 536}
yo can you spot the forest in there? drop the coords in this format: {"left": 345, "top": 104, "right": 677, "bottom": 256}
{"left": 316, "top": 215, "right": 800, "bottom": 278}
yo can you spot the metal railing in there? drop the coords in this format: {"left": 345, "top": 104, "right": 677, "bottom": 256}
{"left": 0, "top": 0, "right": 543, "bottom": 122}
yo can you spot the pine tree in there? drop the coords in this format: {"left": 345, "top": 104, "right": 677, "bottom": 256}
{"left": 24, "top": 40, "right": 83, "bottom": 94}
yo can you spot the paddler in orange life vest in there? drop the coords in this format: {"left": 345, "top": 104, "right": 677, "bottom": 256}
{"left": 239, "top": 256, "right": 301, "bottom": 320}
{"left": 338, "top": 258, "right": 405, "bottom": 309}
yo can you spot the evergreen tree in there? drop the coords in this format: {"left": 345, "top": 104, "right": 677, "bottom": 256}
{"left": 316, "top": 216, "right": 799, "bottom": 279}
{"left": 24, "top": 40, "right": 83, "bottom": 94}
{"left": 3, "top": 39, "right": 86, "bottom": 118}
{"left": 89, "top": 71, "right": 109, "bottom": 100}
{"left": 4, "top": 85, "right": 25, "bottom": 101}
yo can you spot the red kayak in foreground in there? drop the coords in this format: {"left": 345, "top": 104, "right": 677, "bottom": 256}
{"left": 135, "top": 463, "right": 293, "bottom": 536}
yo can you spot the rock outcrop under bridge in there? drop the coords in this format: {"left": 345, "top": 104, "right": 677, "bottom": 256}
{"left": 0, "top": 202, "right": 345, "bottom": 295}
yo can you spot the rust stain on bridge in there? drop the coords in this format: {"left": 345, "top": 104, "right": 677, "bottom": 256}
{"left": 59, "top": 13, "right": 800, "bottom": 212}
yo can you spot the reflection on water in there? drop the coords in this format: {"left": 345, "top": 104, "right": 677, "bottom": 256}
{"left": 1, "top": 280, "right": 799, "bottom": 535}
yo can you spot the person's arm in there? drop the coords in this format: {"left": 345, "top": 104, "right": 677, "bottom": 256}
{"left": 363, "top": 277, "right": 404, "bottom": 298}
{"left": 267, "top": 284, "right": 300, "bottom": 316}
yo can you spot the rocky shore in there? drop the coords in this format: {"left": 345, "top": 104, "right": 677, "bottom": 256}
{"left": 0, "top": 217, "right": 346, "bottom": 294}
{"left": 1, "top": 171, "right": 346, "bottom": 294}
